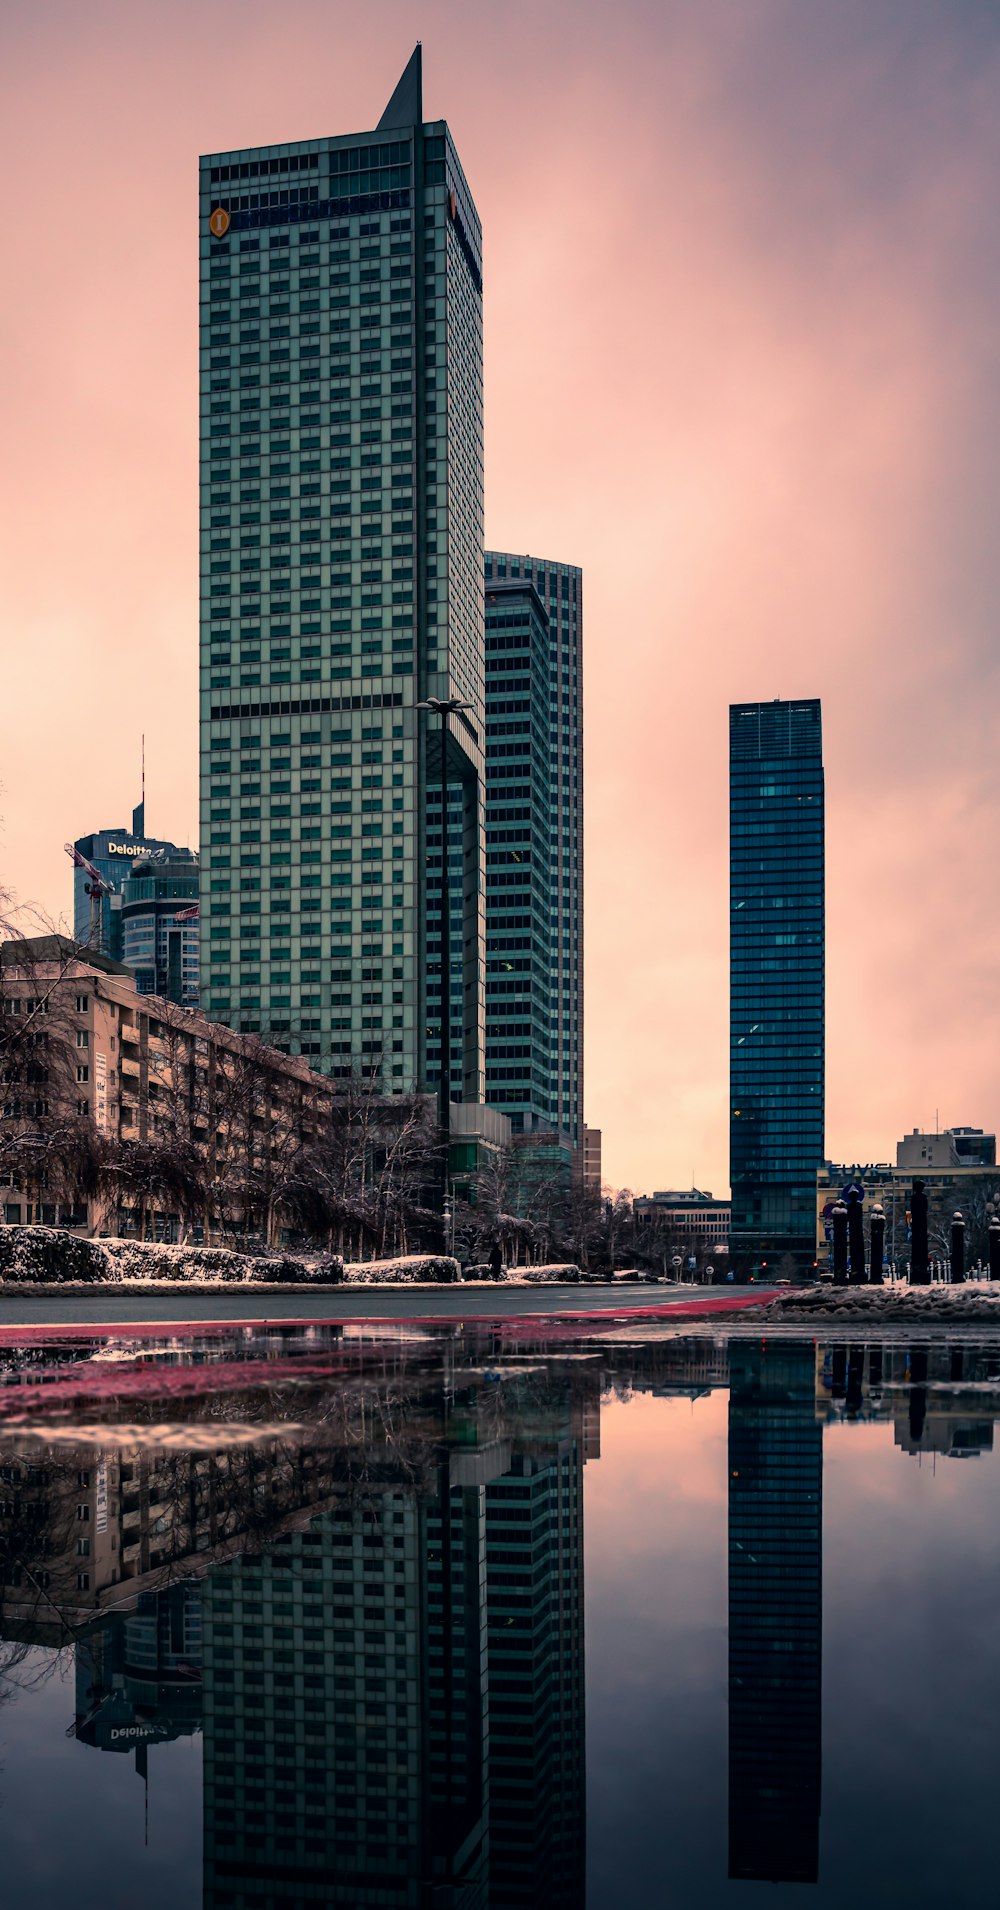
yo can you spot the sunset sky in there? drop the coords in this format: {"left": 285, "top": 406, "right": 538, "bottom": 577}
{"left": 1, "top": 0, "right": 998, "bottom": 1194}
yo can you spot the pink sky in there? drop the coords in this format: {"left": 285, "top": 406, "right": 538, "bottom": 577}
{"left": 1, "top": 0, "right": 999, "bottom": 1193}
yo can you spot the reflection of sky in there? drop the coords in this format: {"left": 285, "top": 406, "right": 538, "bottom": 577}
{"left": 1, "top": 1362, "right": 998, "bottom": 1905}
{"left": 585, "top": 1389, "right": 1000, "bottom": 1906}
{"left": 0, "top": 1649, "right": 201, "bottom": 1908}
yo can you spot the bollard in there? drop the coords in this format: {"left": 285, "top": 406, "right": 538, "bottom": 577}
{"left": 847, "top": 1186, "right": 867, "bottom": 1283}
{"left": 989, "top": 1218, "right": 1000, "bottom": 1283}
{"left": 869, "top": 1205, "right": 885, "bottom": 1286}
{"left": 950, "top": 1211, "right": 966, "bottom": 1285}
{"left": 910, "top": 1180, "right": 929, "bottom": 1284}
{"left": 831, "top": 1202, "right": 848, "bottom": 1284}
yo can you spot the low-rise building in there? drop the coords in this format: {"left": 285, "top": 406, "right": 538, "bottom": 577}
{"left": 896, "top": 1126, "right": 996, "bottom": 1170}
{"left": 582, "top": 1124, "right": 602, "bottom": 1192}
{"left": 633, "top": 1188, "right": 730, "bottom": 1250}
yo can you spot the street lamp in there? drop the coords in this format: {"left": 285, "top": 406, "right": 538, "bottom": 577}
{"left": 417, "top": 697, "right": 473, "bottom": 1224}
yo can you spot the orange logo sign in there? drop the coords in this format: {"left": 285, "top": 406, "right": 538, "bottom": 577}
{"left": 209, "top": 206, "right": 231, "bottom": 239}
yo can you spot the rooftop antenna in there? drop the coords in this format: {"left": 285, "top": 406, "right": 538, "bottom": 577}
{"left": 132, "top": 736, "right": 146, "bottom": 841}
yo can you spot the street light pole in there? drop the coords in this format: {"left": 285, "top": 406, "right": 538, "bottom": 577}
{"left": 417, "top": 697, "right": 472, "bottom": 1226}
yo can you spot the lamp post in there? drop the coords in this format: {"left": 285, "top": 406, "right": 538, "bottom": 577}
{"left": 417, "top": 697, "right": 472, "bottom": 1228}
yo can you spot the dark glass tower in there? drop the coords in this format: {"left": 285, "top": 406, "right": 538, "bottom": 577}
{"left": 729, "top": 699, "right": 824, "bottom": 1271}
{"left": 483, "top": 577, "right": 553, "bottom": 1129}
{"left": 485, "top": 552, "right": 583, "bottom": 1151}
{"left": 199, "top": 48, "right": 485, "bottom": 1098}
{"left": 728, "top": 1341, "right": 823, "bottom": 1883}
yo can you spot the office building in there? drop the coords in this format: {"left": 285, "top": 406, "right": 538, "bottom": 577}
{"left": 485, "top": 552, "right": 583, "bottom": 1150}
{"left": 633, "top": 1188, "right": 730, "bottom": 1249}
{"left": 120, "top": 850, "right": 200, "bottom": 1008}
{"left": 729, "top": 699, "right": 824, "bottom": 1270}
{"left": 199, "top": 48, "right": 485, "bottom": 1103}
{"left": 728, "top": 1341, "right": 823, "bottom": 1883}
{"left": 72, "top": 799, "right": 193, "bottom": 961}
{"left": 483, "top": 575, "right": 553, "bottom": 1131}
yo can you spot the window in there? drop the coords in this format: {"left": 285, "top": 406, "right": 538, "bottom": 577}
{"left": 76, "top": 1538, "right": 91, "bottom": 1557}
{"left": 76, "top": 1030, "right": 89, "bottom": 1049}
{"left": 76, "top": 1065, "right": 89, "bottom": 1083}
{"left": 75, "top": 995, "right": 88, "bottom": 1013}
{"left": 76, "top": 1572, "right": 90, "bottom": 1591}
{"left": 76, "top": 1504, "right": 90, "bottom": 1522}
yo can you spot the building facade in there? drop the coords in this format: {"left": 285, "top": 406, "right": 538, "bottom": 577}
{"left": 199, "top": 47, "right": 485, "bottom": 1102}
{"left": 633, "top": 1188, "right": 730, "bottom": 1249}
{"left": 483, "top": 576, "right": 553, "bottom": 1132}
{"left": 120, "top": 852, "right": 200, "bottom": 1009}
{"left": 730, "top": 699, "right": 824, "bottom": 1270}
{"left": 72, "top": 800, "right": 193, "bottom": 962}
{"left": 582, "top": 1123, "right": 601, "bottom": 1193}
{"left": 485, "top": 552, "right": 583, "bottom": 1151}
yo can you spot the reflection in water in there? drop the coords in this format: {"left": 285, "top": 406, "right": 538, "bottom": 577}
{"left": 0, "top": 1326, "right": 998, "bottom": 1904}
{"left": 728, "top": 1343, "right": 823, "bottom": 1884}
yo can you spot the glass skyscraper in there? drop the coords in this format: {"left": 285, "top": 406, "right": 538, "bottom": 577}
{"left": 729, "top": 699, "right": 824, "bottom": 1270}
{"left": 199, "top": 48, "right": 485, "bottom": 1098}
{"left": 485, "top": 552, "right": 583, "bottom": 1150}
{"left": 483, "top": 576, "right": 553, "bottom": 1131}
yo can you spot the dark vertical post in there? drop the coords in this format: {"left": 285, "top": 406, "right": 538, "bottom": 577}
{"left": 910, "top": 1180, "right": 929, "bottom": 1284}
{"left": 846, "top": 1186, "right": 866, "bottom": 1283}
{"left": 831, "top": 1202, "right": 848, "bottom": 1285}
{"left": 989, "top": 1217, "right": 1000, "bottom": 1282}
{"left": 950, "top": 1210, "right": 965, "bottom": 1285}
{"left": 869, "top": 1204, "right": 885, "bottom": 1286}
{"left": 845, "top": 1344, "right": 865, "bottom": 1414}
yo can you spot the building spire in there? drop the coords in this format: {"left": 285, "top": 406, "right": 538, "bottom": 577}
{"left": 132, "top": 734, "right": 145, "bottom": 840}
{"left": 377, "top": 44, "right": 423, "bottom": 129}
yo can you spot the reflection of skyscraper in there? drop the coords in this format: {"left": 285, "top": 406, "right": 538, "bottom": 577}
{"left": 202, "top": 1441, "right": 504, "bottom": 1908}
{"left": 74, "top": 1584, "right": 203, "bottom": 1775}
{"left": 485, "top": 1387, "right": 588, "bottom": 1909}
{"left": 728, "top": 1342, "right": 822, "bottom": 1883}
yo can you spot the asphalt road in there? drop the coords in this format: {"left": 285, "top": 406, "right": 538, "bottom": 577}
{"left": 0, "top": 1282, "right": 747, "bottom": 1328}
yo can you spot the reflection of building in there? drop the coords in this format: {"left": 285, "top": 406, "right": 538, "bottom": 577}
{"left": 75, "top": 1583, "right": 202, "bottom": 1772}
{"left": 485, "top": 1383, "right": 588, "bottom": 1909}
{"left": 728, "top": 1342, "right": 822, "bottom": 1884}
{"left": 199, "top": 48, "right": 486, "bottom": 1100}
{"left": 730, "top": 700, "right": 825, "bottom": 1270}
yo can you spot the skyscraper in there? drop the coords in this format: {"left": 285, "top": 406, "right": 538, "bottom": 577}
{"left": 199, "top": 48, "right": 485, "bottom": 1100}
{"left": 483, "top": 576, "right": 553, "bottom": 1130}
{"left": 72, "top": 800, "right": 192, "bottom": 962}
{"left": 729, "top": 699, "right": 824, "bottom": 1270}
{"left": 728, "top": 1341, "right": 823, "bottom": 1883}
{"left": 485, "top": 552, "right": 583, "bottom": 1150}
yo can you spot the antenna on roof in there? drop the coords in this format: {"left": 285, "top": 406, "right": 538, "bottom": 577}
{"left": 132, "top": 736, "right": 146, "bottom": 841}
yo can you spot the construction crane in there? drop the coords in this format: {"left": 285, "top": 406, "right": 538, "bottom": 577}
{"left": 64, "top": 843, "right": 113, "bottom": 949}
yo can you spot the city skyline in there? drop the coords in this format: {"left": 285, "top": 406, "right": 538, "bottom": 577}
{"left": 2, "top": 1, "right": 999, "bottom": 1192}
